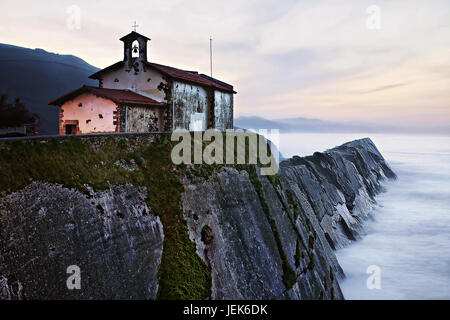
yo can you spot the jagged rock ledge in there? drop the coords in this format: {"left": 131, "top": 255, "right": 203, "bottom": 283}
{"left": 0, "top": 135, "right": 395, "bottom": 299}
{"left": 183, "top": 137, "right": 396, "bottom": 299}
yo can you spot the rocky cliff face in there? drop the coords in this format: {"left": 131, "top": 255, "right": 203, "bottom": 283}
{"left": 182, "top": 138, "right": 396, "bottom": 299}
{"left": 0, "top": 183, "right": 163, "bottom": 299}
{"left": 0, "top": 135, "right": 395, "bottom": 299}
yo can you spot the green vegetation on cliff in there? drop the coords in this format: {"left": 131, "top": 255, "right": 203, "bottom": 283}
{"left": 0, "top": 132, "right": 282, "bottom": 298}
{"left": 243, "top": 165, "right": 297, "bottom": 290}
{"left": 0, "top": 135, "right": 211, "bottom": 299}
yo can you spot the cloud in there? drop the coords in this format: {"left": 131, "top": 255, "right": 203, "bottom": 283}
{"left": 352, "top": 83, "right": 408, "bottom": 94}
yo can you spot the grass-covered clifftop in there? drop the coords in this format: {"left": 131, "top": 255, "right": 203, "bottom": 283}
{"left": 0, "top": 134, "right": 211, "bottom": 299}
{"left": 0, "top": 132, "right": 281, "bottom": 299}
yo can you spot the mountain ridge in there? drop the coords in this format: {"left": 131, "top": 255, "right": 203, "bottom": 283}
{"left": 0, "top": 43, "right": 99, "bottom": 134}
{"left": 235, "top": 115, "right": 450, "bottom": 135}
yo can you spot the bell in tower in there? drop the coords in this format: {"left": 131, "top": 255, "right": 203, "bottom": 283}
{"left": 120, "top": 29, "right": 151, "bottom": 67}
{"left": 132, "top": 40, "right": 139, "bottom": 58}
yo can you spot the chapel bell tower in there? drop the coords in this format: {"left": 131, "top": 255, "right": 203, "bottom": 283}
{"left": 120, "top": 29, "right": 150, "bottom": 66}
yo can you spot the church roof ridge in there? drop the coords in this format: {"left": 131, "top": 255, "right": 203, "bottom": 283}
{"left": 119, "top": 31, "right": 151, "bottom": 42}
{"left": 88, "top": 61, "right": 236, "bottom": 93}
{"left": 48, "top": 85, "right": 165, "bottom": 107}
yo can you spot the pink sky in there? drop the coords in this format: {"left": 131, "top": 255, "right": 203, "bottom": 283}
{"left": 1, "top": 0, "right": 449, "bottom": 128}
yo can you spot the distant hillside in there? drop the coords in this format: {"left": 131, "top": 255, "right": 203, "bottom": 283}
{"left": 0, "top": 44, "right": 99, "bottom": 134}
{"left": 234, "top": 116, "right": 387, "bottom": 133}
{"left": 235, "top": 116, "right": 450, "bottom": 135}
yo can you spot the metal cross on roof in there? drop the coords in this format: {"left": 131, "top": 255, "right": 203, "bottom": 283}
{"left": 132, "top": 21, "right": 139, "bottom": 32}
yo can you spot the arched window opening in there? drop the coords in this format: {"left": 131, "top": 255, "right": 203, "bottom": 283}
{"left": 131, "top": 40, "right": 139, "bottom": 58}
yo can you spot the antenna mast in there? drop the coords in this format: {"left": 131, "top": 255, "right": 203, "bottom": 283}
{"left": 209, "top": 36, "right": 213, "bottom": 77}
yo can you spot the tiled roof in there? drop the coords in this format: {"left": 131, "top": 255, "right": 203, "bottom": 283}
{"left": 88, "top": 61, "right": 123, "bottom": 80}
{"left": 48, "top": 85, "right": 165, "bottom": 107}
{"left": 89, "top": 61, "right": 236, "bottom": 93}
{"left": 146, "top": 62, "right": 235, "bottom": 93}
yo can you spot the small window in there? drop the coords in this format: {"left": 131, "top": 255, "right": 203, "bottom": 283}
{"left": 98, "top": 114, "right": 103, "bottom": 119}
{"left": 114, "top": 78, "right": 119, "bottom": 82}
{"left": 78, "top": 103, "right": 82, "bottom": 107}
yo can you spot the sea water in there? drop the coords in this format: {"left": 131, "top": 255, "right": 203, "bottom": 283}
{"left": 276, "top": 133, "right": 450, "bottom": 299}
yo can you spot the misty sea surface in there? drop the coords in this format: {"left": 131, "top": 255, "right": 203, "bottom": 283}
{"left": 276, "top": 133, "right": 450, "bottom": 299}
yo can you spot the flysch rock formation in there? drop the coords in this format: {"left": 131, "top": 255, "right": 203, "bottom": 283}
{"left": 183, "top": 138, "right": 396, "bottom": 299}
{"left": 0, "top": 136, "right": 395, "bottom": 299}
